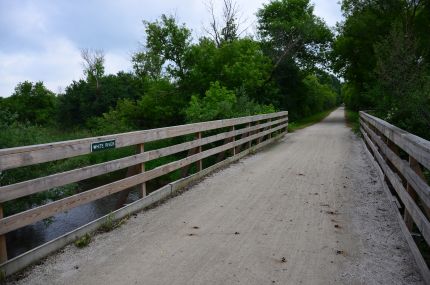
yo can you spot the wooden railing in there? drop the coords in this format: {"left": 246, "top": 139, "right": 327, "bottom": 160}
{"left": 0, "top": 111, "right": 288, "bottom": 265}
{"left": 360, "top": 112, "right": 430, "bottom": 283}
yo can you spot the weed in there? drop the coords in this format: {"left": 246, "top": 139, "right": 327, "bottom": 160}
{"left": 74, "top": 233, "right": 91, "bottom": 248}
{"left": 99, "top": 212, "right": 127, "bottom": 233}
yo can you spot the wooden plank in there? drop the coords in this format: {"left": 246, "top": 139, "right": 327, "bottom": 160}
{"left": 360, "top": 112, "right": 430, "bottom": 170}
{"left": 395, "top": 210, "right": 430, "bottom": 284}
{"left": 231, "top": 126, "right": 236, "bottom": 156}
{"left": 0, "top": 112, "right": 288, "bottom": 171}
{"left": 269, "top": 118, "right": 272, "bottom": 139}
{"left": 195, "top": 132, "right": 202, "bottom": 172}
{"left": 0, "top": 123, "right": 288, "bottom": 235}
{"left": 0, "top": 117, "right": 288, "bottom": 203}
{"left": 247, "top": 122, "right": 251, "bottom": 149}
{"left": 361, "top": 128, "right": 430, "bottom": 246}
{"left": 405, "top": 156, "right": 420, "bottom": 230}
{"left": 0, "top": 205, "right": 6, "bottom": 263}
{"left": 361, "top": 122, "right": 430, "bottom": 210}
{"left": 137, "top": 144, "right": 146, "bottom": 198}
{"left": 181, "top": 118, "right": 286, "bottom": 177}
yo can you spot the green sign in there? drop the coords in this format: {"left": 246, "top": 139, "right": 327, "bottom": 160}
{"left": 91, "top": 139, "right": 116, "bottom": 152}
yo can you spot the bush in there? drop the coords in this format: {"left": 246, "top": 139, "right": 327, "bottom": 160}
{"left": 186, "top": 81, "right": 275, "bottom": 123}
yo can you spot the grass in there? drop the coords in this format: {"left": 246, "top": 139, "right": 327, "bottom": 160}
{"left": 74, "top": 233, "right": 92, "bottom": 248}
{"left": 345, "top": 109, "right": 360, "bottom": 134}
{"left": 288, "top": 108, "right": 336, "bottom": 132}
{"left": 98, "top": 212, "right": 128, "bottom": 233}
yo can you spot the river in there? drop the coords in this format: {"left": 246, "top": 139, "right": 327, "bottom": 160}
{"left": 6, "top": 190, "right": 140, "bottom": 259}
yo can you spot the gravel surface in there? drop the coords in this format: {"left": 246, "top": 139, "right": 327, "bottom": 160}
{"left": 9, "top": 107, "right": 423, "bottom": 285}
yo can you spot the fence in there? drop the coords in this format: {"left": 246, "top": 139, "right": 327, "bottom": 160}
{"left": 0, "top": 111, "right": 288, "bottom": 274}
{"left": 360, "top": 111, "right": 430, "bottom": 283}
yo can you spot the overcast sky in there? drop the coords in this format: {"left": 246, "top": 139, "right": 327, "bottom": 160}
{"left": 0, "top": 0, "right": 343, "bottom": 97}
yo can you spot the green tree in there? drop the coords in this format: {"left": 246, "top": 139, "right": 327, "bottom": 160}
{"left": 181, "top": 38, "right": 275, "bottom": 103}
{"left": 333, "top": 0, "right": 430, "bottom": 137}
{"left": 132, "top": 15, "right": 192, "bottom": 80}
{"left": 3, "top": 81, "right": 57, "bottom": 125}
{"left": 57, "top": 72, "right": 144, "bottom": 127}
{"left": 186, "top": 81, "right": 275, "bottom": 122}
{"left": 257, "top": 0, "right": 333, "bottom": 72}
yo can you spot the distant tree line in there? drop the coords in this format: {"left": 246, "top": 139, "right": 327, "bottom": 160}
{"left": 332, "top": 0, "right": 430, "bottom": 139}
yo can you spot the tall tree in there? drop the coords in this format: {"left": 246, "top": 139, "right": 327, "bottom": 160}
{"left": 3, "top": 81, "right": 57, "bottom": 125}
{"left": 132, "top": 15, "right": 191, "bottom": 80}
{"left": 257, "top": 0, "right": 333, "bottom": 73}
{"left": 204, "top": 0, "right": 244, "bottom": 47}
{"left": 81, "top": 49, "right": 105, "bottom": 95}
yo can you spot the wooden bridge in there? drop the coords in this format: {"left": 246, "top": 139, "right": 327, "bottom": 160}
{"left": 1, "top": 108, "right": 430, "bottom": 284}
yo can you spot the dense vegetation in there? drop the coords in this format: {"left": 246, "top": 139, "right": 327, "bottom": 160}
{"left": 0, "top": 0, "right": 342, "bottom": 216}
{"left": 333, "top": 0, "right": 430, "bottom": 139}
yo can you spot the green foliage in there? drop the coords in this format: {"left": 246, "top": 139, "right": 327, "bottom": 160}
{"left": 345, "top": 109, "right": 360, "bottom": 134}
{"left": 74, "top": 233, "right": 92, "bottom": 248}
{"left": 137, "top": 79, "right": 187, "bottom": 128}
{"left": 256, "top": 0, "right": 336, "bottom": 120}
{"left": 333, "top": 0, "right": 430, "bottom": 138}
{"left": 257, "top": 0, "right": 333, "bottom": 69}
{"left": 185, "top": 81, "right": 275, "bottom": 123}
{"left": 132, "top": 14, "right": 191, "bottom": 80}
{"left": 1, "top": 81, "right": 57, "bottom": 125}
{"left": 186, "top": 82, "right": 237, "bottom": 122}
{"left": 86, "top": 99, "right": 139, "bottom": 135}
{"left": 99, "top": 212, "right": 126, "bottom": 233}
{"left": 288, "top": 108, "right": 335, "bottom": 132}
{"left": 301, "top": 75, "right": 337, "bottom": 115}
{"left": 182, "top": 38, "right": 274, "bottom": 102}
{"left": 57, "top": 72, "right": 144, "bottom": 127}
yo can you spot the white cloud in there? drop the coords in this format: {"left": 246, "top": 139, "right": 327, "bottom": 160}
{"left": 0, "top": 37, "right": 82, "bottom": 96}
{"left": 104, "top": 52, "right": 133, "bottom": 75}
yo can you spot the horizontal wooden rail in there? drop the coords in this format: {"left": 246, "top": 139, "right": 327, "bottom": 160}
{"left": 360, "top": 112, "right": 430, "bottom": 170}
{"left": 0, "top": 117, "right": 287, "bottom": 203}
{"left": 360, "top": 111, "right": 430, "bottom": 283}
{"left": 0, "top": 111, "right": 288, "bottom": 265}
{"left": 0, "top": 112, "right": 287, "bottom": 171}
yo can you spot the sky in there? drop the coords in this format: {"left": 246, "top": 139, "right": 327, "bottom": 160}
{"left": 0, "top": 0, "right": 343, "bottom": 97}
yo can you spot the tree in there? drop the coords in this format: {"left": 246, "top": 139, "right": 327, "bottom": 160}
{"left": 3, "top": 81, "right": 57, "bottom": 125}
{"left": 255, "top": 0, "right": 334, "bottom": 119}
{"left": 81, "top": 49, "right": 105, "bottom": 94}
{"left": 185, "top": 81, "right": 275, "bottom": 122}
{"left": 204, "top": 0, "right": 245, "bottom": 47}
{"left": 181, "top": 38, "right": 274, "bottom": 103}
{"left": 57, "top": 72, "right": 144, "bottom": 127}
{"left": 132, "top": 15, "right": 191, "bottom": 80}
{"left": 257, "top": 0, "right": 333, "bottom": 73}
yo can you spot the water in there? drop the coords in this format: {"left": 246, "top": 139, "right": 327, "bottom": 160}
{"left": 6, "top": 191, "right": 140, "bottom": 259}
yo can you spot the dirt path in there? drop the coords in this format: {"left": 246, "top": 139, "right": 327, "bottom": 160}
{"left": 11, "top": 108, "right": 423, "bottom": 285}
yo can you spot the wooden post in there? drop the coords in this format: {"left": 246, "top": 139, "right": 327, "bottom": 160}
{"left": 195, "top": 132, "right": 202, "bottom": 172}
{"left": 137, "top": 144, "right": 146, "bottom": 198}
{"left": 269, "top": 118, "right": 272, "bottom": 139}
{"left": 231, "top": 126, "right": 236, "bottom": 156}
{"left": 404, "top": 156, "right": 428, "bottom": 230}
{"left": 257, "top": 120, "right": 262, "bottom": 144}
{"left": 247, "top": 122, "right": 251, "bottom": 149}
{"left": 0, "top": 204, "right": 7, "bottom": 263}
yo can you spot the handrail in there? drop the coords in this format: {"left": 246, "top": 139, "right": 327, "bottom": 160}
{"left": 0, "top": 111, "right": 288, "bottom": 264}
{"left": 360, "top": 111, "right": 430, "bottom": 283}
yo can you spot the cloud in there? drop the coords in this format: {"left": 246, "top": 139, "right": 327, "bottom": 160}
{"left": 0, "top": 37, "right": 79, "bottom": 96}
